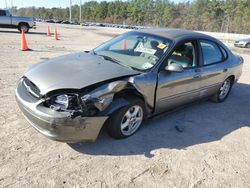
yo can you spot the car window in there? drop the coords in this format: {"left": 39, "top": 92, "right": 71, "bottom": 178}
{"left": 220, "top": 46, "right": 228, "bottom": 59}
{"left": 167, "top": 42, "right": 196, "bottom": 68}
{"left": 94, "top": 32, "right": 172, "bottom": 71}
{"left": 0, "top": 10, "right": 6, "bottom": 16}
{"left": 109, "top": 35, "right": 138, "bottom": 50}
{"left": 200, "top": 40, "right": 224, "bottom": 65}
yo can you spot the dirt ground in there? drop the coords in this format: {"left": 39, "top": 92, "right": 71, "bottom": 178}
{"left": 0, "top": 23, "right": 249, "bottom": 188}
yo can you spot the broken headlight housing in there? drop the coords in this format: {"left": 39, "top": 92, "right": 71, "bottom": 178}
{"left": 45, "top": 90, "right": 114, "bottom": 115}
{"left": 47, "top": 94, "right": 79, "bottom": 111}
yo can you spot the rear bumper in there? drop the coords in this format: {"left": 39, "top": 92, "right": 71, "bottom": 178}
{"left": 30, "top": 22, "right": 36, "bottom": 29}
{"left": 15, "top": 79, "right": 108, "bottom": 143}
{"left": 31, "top": 24, "right": 36, "bottom": 29}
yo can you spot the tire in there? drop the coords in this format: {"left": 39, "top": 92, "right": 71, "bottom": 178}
{"left": 18, "top": 23, "right": 29, "bottom": 33}
{"left": 246, "top": 43, "right": 250, "bottom": 48}
{"left": 107, "top": 98, "right": 145, "bottom": 139}
{"left": 211, "top": 77, "right": 233, "bottom": 103}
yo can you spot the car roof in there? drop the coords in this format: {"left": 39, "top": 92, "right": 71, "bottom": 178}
{"left": 136, "top": 28, "right": 214, "bottom": 41}
{"left": 135, "top": 28, "right": 232, "bottom": 55}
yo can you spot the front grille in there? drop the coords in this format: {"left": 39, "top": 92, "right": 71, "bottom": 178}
{"left": 23, "top": 77, "right": 41, "bottom": 98}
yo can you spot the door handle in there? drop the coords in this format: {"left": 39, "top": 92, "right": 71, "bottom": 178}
{"left": 223, "top": 68, "right": 228, "bottom": 72}
{"left": 193, "top": 74, "right": 201, "bottom": 79}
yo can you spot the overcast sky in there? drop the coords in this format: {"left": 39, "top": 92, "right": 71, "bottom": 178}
{"left": 1, "top": 0, "right": 192, "bottom": 9}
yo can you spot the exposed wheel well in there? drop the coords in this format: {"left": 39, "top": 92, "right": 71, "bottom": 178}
{"left": 101, "top": 89, "right": 147, "bottom": 129}
{"left": 227, "top": 75, "right": 235, "bottom": 85}
{"left": 114, "top": 88, "right": 145, "bottom": 102}
{"left": 113, "top": 88, "right": 151, "bottom": 115}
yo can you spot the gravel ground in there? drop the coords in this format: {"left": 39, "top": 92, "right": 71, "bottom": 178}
{"left": 0, "top": 23, "right": 249, "bottom": 188}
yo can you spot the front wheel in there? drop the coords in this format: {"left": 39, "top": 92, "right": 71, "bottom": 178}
{"left": 211, "top": 78, "right": 233, "bottom": 103}
{"left": 107, "top": 98, "right": 145, "bottom": 139}
{"left": 246, "top": 43, "right": 250, "bottom": 48}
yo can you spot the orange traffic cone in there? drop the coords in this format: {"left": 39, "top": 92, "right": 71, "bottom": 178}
{"left": 54, "top": 27, "right": 59, "bottom": 40}
{"left": 122, "top": 39, "right": 127, "bottom": 49}
{"left": 47, "top": 26, "right": 51, "bottom": 36}
{"left": 21, "top": 30, "right": 30, "bottom": 51}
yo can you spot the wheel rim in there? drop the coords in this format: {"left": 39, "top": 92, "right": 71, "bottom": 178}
{"left": 219, "top": 79, "right": 231, "bottom": 100}
{"left": 120, "top": 105, "right": 143, "bottom": 136}
{"left": 21, "top": 25, "right": 28, "bottom": 32}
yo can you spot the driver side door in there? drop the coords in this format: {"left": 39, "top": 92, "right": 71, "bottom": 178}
{"left": 155, "top": 40, "right": 202, "bottom": 113}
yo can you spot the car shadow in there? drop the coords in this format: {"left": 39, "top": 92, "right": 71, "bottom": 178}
{"left": 68, "top": 83, "right": 250, "bottom": 157}
{"left": 0, "top": 30, "right": 46, "bottom": 35}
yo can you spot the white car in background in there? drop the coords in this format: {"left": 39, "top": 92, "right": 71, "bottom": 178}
{"left": 234, "top": 38, "right": 250, "bottom": 48}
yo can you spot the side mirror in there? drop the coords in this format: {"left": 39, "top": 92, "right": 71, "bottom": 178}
{"left": 165, "top": 62, "right": 184, "bottom": 73}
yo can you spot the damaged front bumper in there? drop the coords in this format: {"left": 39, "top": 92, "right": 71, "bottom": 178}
{"left": 15, "top": 79, "right": 108, "bottom": 143}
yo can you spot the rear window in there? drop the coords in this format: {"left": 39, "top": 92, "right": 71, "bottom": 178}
{"left": 219, "top": 46, "right": 228, "bottom": 59}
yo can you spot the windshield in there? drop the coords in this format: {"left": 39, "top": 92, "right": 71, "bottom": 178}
{"left": 93, "top": 32, "right": 172, "bottom": 71}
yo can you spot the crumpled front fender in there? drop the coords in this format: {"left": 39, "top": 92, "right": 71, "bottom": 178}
{"left": 98, "top": 98, "right": 130, "bottom": 116}
{"left": 82, "top": 80, "right": 134, "bottom": 111}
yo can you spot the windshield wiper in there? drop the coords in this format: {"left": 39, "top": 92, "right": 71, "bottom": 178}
{"left": 93, "top": 51, "right": 138, "bottom": 71}
{"left": 92, "top": 51, "right": 120, "bottom": 64}
{"left": 98, "top": 54, "right": 121, "bottom": 64}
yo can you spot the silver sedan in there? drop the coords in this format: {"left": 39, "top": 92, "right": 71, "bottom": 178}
{"left": 16, "top": 29, "right": 243, "bottom": 142}
{"left": 234, "top": 38, "right": 250, "bottom": 48}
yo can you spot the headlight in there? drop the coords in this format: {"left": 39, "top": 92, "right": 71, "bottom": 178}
{"left": 48, "top": 94, "right": 78, "bottom": 111}
{"left": 55, "top": 94, "right": 70, "bottom": 109}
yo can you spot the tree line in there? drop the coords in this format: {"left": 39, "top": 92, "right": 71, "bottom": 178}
{"left": 12, "top": 0, "right": 250, "bottom": 34}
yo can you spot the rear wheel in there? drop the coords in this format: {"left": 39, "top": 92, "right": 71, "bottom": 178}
{"left": 211, "top": 77, "right": 233, "bottom": 103}
{"left": 246, "top": 43, "right": 250, "bottom": 48}
{"left": 18, "top": 23, "right": 29, "bottom": 33}
{"left": 107, "top": 98, "right": 145, "bottom": 139}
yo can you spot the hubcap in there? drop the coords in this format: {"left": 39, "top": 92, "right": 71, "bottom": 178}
{"left": 21, "top": 26, "right": 28, "bottom": 32}
{"left": 219, "top": 79, "right": 231, "bottom": 100}
{"left": 121, "top": 105, "right": 143, "bottom": 136}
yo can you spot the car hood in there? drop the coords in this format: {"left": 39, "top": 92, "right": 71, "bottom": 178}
{"left": 24, "top": 52, "right": 140, "bottom": 95}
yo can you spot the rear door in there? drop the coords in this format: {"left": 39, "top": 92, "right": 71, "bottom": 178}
{"left": 0, "top": 10, "right": 11, "bottom": 26}
{"left": 198, "top": 40, "right": 229, "bottom": 97}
